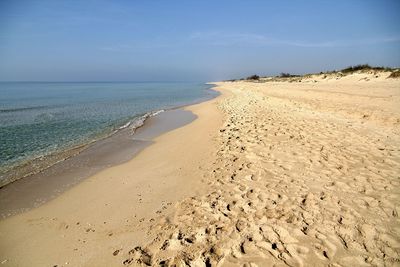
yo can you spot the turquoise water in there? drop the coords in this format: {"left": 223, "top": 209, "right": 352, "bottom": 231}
{"left": 0, "top": 82, "right": 217, "bottom": 180}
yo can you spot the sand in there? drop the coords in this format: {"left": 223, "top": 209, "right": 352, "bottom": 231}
{"left": 0, "top": 108, "right": 196, "bottom": 219}
{"left": 0, "top": 96, "right": 223, "bottom": 266}
{"left": 1, "top": 71, "right": 399, "bottom": 266}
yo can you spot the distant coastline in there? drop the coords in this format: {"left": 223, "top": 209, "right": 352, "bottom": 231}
{"left": 226, "top": 64, "right": 400, "bottom": 82}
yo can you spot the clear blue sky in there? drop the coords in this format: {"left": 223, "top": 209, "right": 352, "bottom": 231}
{"left": 1, "top": 0, "right": 399, "bottom": 81}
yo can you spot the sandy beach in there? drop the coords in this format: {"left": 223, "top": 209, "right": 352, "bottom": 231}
{"left": 1, "top": 71, "right": 400, "bottom": 266}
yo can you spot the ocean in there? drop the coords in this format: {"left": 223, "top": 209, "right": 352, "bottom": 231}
{"left": 0, "top": 81, "right": 217, "bottom": 186}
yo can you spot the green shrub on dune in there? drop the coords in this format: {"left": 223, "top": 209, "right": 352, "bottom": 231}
{"left": 246, "top": 75, "right": 260, "bottom": 80}
{"left": 388, "top": 70, "right": 400, "bottom": 78}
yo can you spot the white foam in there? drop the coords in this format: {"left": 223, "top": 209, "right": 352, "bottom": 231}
{"left": 119, "top": 121, "right": 131, "bottom": 129}
{"left": 150, "top": 109, "right": 165, "bottom": 117}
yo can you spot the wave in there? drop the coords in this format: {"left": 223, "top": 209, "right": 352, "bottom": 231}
{"left": 118, "top": 110, "right": 165, "bottom": 131}
{"left": 0, "top": 108, "right": 167, "bottom": 188}
{"left": 127, "top": 109, "right": 165, "bottom": 133}
{"left": 118, "top": 121, "right": 132, "bottom": 129}
{"left": 0, "top": 105, "right": 53, "bottom": 113}
{"left": 150, "top": 109, "right": 165, "bottom": 117}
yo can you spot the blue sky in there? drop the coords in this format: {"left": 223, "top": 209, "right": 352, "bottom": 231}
{"left": 0, "top": 0, "right": 399, "bottom": 81}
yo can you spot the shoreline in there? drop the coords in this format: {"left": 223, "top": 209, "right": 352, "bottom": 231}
{"left": 0, "top": 82, "right": 219, "bottom": 189}
{"left": 0, "top": 86, "right": 219, "bottom": 218}
{"left": 0, "top": 84, "right": 226, "bottom": 266}
{"left": 0, "top": 109, "right": 195, "bottom": 218}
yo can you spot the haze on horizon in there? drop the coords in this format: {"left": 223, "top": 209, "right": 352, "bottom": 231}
{"left": 0, "top": 0, "right": 399, "bottom": 82}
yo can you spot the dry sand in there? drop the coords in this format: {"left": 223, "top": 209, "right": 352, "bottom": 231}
{"left": 1, "top": 71, "right": 400, "bottom": 266}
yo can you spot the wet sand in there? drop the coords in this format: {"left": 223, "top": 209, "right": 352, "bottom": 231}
{"left": 0, "top": 109, "right": 196, "bottom": 218}
{"left": 0, "top": 92, "right": 224, "bottom": 267}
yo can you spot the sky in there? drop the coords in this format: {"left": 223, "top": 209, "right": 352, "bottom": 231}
{"left": 0, "top": 0, "right": 399, "bottom": 81}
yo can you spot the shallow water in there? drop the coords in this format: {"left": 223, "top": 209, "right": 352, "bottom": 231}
{"left": 0, "top": 82, "right": 217, "bottom": 185}
{"left": 0, "top": 108, "right": 197, "bottom": 218}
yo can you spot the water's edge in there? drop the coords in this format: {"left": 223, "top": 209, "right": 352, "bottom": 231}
{"left": 0, "top": 109, "right": 164, "bottom": 188}
{"left": 0, "top": 85, "right": 218, "bottom": 188}
{"left": 0, "top": 82, "right": 218, "bottom": 186}
{"left": 0, "top": 86, "right": 219, "bottom": 219}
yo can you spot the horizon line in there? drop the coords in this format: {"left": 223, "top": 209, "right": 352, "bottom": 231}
{"left": 0, "top": 80, "right": 208, "bottom": 83}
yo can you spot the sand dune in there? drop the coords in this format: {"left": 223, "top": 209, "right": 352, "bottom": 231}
{"left": 124, "top": 72, "right": 400, "bottom": 266}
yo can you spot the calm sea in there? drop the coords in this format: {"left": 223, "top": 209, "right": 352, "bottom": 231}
{"left": 0, "top": 82, "right": 217, "bottom": 185}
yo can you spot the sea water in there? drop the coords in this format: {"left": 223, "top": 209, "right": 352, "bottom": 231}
{"left": 0, "top": 82, "right": 217, "bottom": 185}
